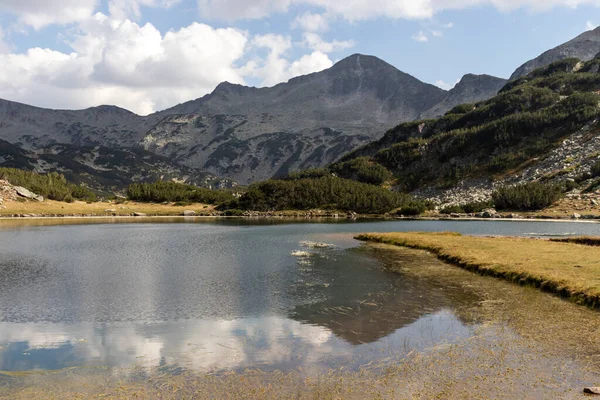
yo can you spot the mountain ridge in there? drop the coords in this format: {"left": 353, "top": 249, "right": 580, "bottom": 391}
{"left": 0, "top": 53, "right": 506, "bottom": 185}
{"left": 510, "top": 27, "right": 600, "bottom": 80}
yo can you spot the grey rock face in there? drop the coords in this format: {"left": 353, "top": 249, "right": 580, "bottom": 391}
{"left": 510, "top": 27, "right": 600, "bottom": 80}
{"left": 14, "top": 186, "right": 44, "bottom": 202}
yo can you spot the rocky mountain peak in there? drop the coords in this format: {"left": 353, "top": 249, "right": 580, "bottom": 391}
{"left": 510, "top": 26, "right": 600, "bottom": 80}
{"left": 419, "top": 73, "right": 507, "bottom": 119}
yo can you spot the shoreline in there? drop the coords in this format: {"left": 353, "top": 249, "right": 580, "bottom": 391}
{"left": 1, "top": 214, "right": 600, "bottom": 225}
{"left": 357, "top": 232, "right": 600, "bottom": 309}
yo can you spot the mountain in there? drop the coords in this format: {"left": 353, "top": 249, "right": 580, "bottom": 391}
{"left": 332, "top": 57, "right": 600, "bottom": 205}
{"left": 0, "top": 54, "right": 504, "bottom": 186}
{"left": 510, "top": 27, "right": 600, "bottom": 80}
{"left": 141, "top": 54, "right": 459, "bottom": 183}
{"left": 419, "top": 74, "right": 507, "bottom": 119}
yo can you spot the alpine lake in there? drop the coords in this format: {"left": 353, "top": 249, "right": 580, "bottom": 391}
{"left": 1, "top": 218, "right": 599, "bottom": 399}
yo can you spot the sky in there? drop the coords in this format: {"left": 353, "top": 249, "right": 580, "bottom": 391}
{"left": 0, "top": 0, "right": 599, "bottom": 115}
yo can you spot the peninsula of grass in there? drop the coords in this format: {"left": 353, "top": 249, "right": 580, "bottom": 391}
{"left": 356, "top": 232, "right": 600, "bottom": 309}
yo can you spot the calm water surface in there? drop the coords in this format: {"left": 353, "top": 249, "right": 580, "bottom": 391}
{"left": 0, "top": 219, "right": 598, "bottom": 374}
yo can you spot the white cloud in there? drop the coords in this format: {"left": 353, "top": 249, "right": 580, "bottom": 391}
{"left": 197, "top": 0, "right": 292, "bottom": 20}
{"left": 412, "top": 31, "right": 429, "bottom": 42}
{"left": 0, "top": 14, "right": 249, "bottom": 114}
{"left": 0, "top": 0, "right": 98, "bottom": 29}
{"left": 435, "top": 80, "right": 453, "bottom": 90}
{"left": 242, "top": 33, "right": 333, "bottom": 86}
{"left": 0, "top": 26, "right": 9, "bottom": 54}
{"left": 443, "top": 22, "right": 455, "bottom": 28}
{"left": 108, "top": 0, "right": 181, "bottom": 20}
{"left": 435, "top": 77, "right": 461, "bottom": 90}
{"left": 431, "top": 30, "right": 443, "bottom": 37}
{"left": 289, "top": 51, "right": 334, "bottom": 76}
{"left": 198, "top": 0, "right": 600, "bottom": 22}
{"left": 293, "top": 12, "right": 330, "bottom": 32}
{"left": 586, "top": 20, "right": 597, "bottom": 31}
{"left": 301, "top": 32, "right": 355, "bottom": 53}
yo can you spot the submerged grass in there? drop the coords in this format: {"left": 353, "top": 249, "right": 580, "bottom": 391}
{"left": 356, "top": 232, "right": 600, "bottom": 309}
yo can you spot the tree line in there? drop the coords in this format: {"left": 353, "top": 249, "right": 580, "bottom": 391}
{"left": 0, "top": 168, "right": 97, "bottom": 202}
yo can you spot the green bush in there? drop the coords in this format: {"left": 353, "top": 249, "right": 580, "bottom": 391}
{"left": 492, "top": 182, "right": 562, "bottom": 211}
{"left": 440, "top": 205, "right": 465, "bottom": 214}
{"left": 127, "top": 181, "right": 234, "bottom": 204}
{"left": 396, "top": 202, "right": 427, "bottom": 216}
{"left": 238, "top": 176, "right": 425, "bottom": 215}
{"left": 223, "top": 209, "right": 245, "bottom": 217}
{"left": 331, "top": 157, "right": 394, "bottom": 185}
{"left": 0, "top": 168, "right": 97, "bottom": 202}
{"left": 462, "top": 201, "right": 494, "bottom": 213}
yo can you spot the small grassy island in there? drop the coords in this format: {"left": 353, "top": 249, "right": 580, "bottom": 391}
{"left": 357, "top": 232, "right": 600, "bottom": 309}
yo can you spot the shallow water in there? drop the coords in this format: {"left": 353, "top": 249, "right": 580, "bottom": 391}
{"left": 0, "top": 219, "right": 599, "bottom": 397}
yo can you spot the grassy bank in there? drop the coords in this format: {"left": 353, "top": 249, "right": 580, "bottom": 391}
{"left": 356, "top": 232, "right": 600, "bottom": 309}
{"left": 0, "top": 199, "right": 217, "bottom": 217}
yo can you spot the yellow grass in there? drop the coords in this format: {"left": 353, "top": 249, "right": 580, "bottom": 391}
{"left": 356, "top": 232, "right": 600, "bottom": 308}
{"left": 0, "top": 199, "right": 216, "bottom": 217}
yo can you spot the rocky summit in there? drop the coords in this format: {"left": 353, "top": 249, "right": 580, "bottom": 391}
{"left": 0, "top": 54, "right": 505, "bottom": 186}
{"left": 510, "top": 26, "right": 600, "bottom": 80}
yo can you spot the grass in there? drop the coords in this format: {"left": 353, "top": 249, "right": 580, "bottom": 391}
{"left": 0, "top": 199, "right": 216, "bottom": 217}
{"left": 356, "top": 232, "right": 600, "bottom": 308}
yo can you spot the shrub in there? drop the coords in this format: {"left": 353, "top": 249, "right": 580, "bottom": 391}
{"left": 238, "top": 176, "right": 425, "bottom": 215}
{"left": 331, "top": 157, "right": 394, "bottom": 185}
{"left": 440, "top": 205, "right": 465, "bottom": 214}
{"left": 492, "top": 182, "right": 562, "bottom": 211}
{"left": 396, "top": 202, "right": 427, "bottom": 216}
{"left": 223, "top": 209, "right": 245, "bottom": 217}
{"left": 462, "top": 201, "right": 494, "bottom": 213}
{"left": 127, "top": 181, "right": 234, "bottom": 204}
{"left": 0, "top": 168, "right": 97, "bottom": 202}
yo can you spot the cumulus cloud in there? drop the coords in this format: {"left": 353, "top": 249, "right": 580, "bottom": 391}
{"left": 0, "top": 0, "right": 98, "bottom": 29}
{"left": 108, "top": 0, "right": 181, "bottom": 20}
{"left": 242, "top": 33, "right": 333, "bottom": 86}
{"left": 0, "top": 26, "right": 9, "bottom": 54}
{"left": 586, "top": 20, "right": 598, "bottom": 31}
{"left": 301, "top": 32, "right": 354, "bottom": 53}
{"left": 197, "top": 0, "right": 292, "bottom": 20}
{"left": 199, "top": 0, "right": 600, "bottom": 22}
{"left": 412, "top": 31, "right": 429, "bottom": 42}
{"left": 0, "top": 14, "right": 249, "bottom": 114}
{"left": 293, "top": 12, "right": 330, "bottom": 32}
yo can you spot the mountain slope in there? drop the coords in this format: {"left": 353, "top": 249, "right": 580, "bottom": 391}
{"left": 0, "top": 54, "right": 505, "bottom": 186}
{"left": 420, "top": 74, "right": 507, "bottom": 119}
{"left": 332, "top": 58, "right": 600, "bottom": 204}
{"left": 511, "top": 27, "right": 600, "bottom": 80}
{"left": 163, "top": 54, "right": 447, "bottom": 126}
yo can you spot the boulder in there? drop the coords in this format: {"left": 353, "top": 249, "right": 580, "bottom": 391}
{"left": 14, "top": 186, "right": 44, "bottom": 202}
{"left": 133, "top": 212, "right": 147, "bottom": 217}
{"left": 572, "top": 213, "right": 582, "bottom": 219}
{"left": 183, "top": 210, "right": 196, "bottom": 216}
{"left": 104, "top": 209, "right": 117, "bottom": 213}
{"left": 583, "top": 387, "right": 600, "bottom": 395}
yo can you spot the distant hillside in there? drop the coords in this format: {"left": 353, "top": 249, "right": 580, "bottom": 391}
{"left": 511, "top": 27, "right": 600, "bottom": 80}
{"left": 420, "top": 74, "right": 507, "bottom": 119}
{"left": 0, "top": 54, "right": 505, "bottom": 186}
{"left": 331, "top": 57, "right": 600, "bottom": 204}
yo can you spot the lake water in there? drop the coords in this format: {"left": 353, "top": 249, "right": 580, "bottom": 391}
{"left": 0, "top": 218, "right": 599, "bottom": 378}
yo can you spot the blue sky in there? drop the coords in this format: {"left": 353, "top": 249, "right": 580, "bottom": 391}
{"left": 0, "top": 0, "right": 598, "bottom": 114}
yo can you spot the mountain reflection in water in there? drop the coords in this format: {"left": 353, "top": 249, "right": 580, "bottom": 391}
{"left": 0, "top": 219, "right": 598, "bottom": 374}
